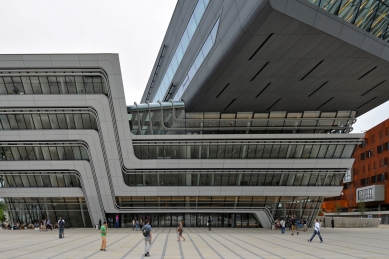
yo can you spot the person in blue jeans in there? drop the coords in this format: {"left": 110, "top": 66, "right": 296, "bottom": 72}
{"left": 280, "top": 219, "right": 285, "bottom": 234}
{"left": 308, "top": 219, "right": 323, "bottom": 243}
{"left": 58, "top": 217, "right": 65, "bottom": 239}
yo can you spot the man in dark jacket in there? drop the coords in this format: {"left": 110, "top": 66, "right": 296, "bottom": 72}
{"left": 58, "top": 217, "right": 65, "bottom": 239}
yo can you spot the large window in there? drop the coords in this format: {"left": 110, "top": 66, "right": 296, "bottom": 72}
{"left": 133, "top": 143, "right": 356, "bottom": 159}
{"left": 173, "top": 17, "right": 220, "bottom": 101}
{"left": 152, "top": 0, "right": 211, "bottom": 102}
{"left": 0, "top": 172, "right": 81, "bottom": 188}
{"left": 0, "top": 112, "right": 97, "bottom": 130}
{"left": 5, "top": 197, "right": 91, "bottom": 228}
{"left": 308, "top": 0, "right": 389, "bottom": 42}
{"left": 0, "top": 75, "right": 107, "bottom": 95}
{"left": 0, "top": 145, "right": 88, "bottom": 161}
{"left": 123, "top": 171, "right": 343, "bottom": 187}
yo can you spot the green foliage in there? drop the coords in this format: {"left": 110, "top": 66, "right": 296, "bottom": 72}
{"left": 0, "top": 202, "right": 6, "bottom": 222}
{"left": 358, "top": 200, "right": 367, "bottom": 216}
{"left": 334, "top": 202, "right": 342, "bottom": 215}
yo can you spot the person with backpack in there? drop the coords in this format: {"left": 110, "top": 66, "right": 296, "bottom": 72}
{"left": 280, "top": 218, "right": 286, "bottom": 234}
{"left": 58, "top": 217, "right": 65, "bottom": 239}
{"left": 308, "top": 219, "right": 323, "bottom": 243}
{"left": 207, "top": 218, "right": 212, "bottom": 231}
{"left": 142, "top": 219, "right": 152, "bottom": 257}
{"left": 177, "top": 221, "right": 185, "bottom": 241}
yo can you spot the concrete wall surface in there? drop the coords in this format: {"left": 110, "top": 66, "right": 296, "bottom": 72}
{"left": 317, "top": 216, "right": 379, "bottom": 228}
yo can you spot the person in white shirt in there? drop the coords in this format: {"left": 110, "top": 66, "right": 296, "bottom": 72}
{"left": 308, "top": 219, "right": 323, "bottom": 243}
{"left": 280, "top": 219, "right": 286, "bottom": 234}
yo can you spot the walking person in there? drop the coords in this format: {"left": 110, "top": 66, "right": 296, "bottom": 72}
{"left": 100, "top": 221, "right": 108, "bottom": 251}
{"left": 288, "top": 217, "right": 292, "bottom": 230}
{"left": 228, "top": 218, "right": 232, "bottom": 228}
{"left": 280, "top": 218, "right": 285, "bottom": 234}
{"left": 207, "top": 218, "right": 212, "bottom": 231}
{"left": 132, "top": 218, "right": 135, "bottom": 231}
{"left": 308, "top": 219, "right": 323, "bottom": 243}
{"left": 291, "top": 216, "right": 299, "bottom": 235}
{"left": 142, "top": 219, "right": 152, "bottom": 257}
{"left": 331, "top": 217, "right": 335, "bottom": 228}
{"left": 58, "top": 217, "right": 65, "bottom": 239}
{"left": 136, "top": 218, "right": 140, "bottom": 231}
{"left": 98, "top": 219, "right": 102, "bottom": 230}
{"left": 177, "top": 221, "right": 185, "bottom": 241}
{"left": 46, "top": 219, "right": 52, "bottom": 231}
{"left": 303, "top": 218, "right": 307, "bottom": 232}
{"left": 323, "top": 217, "right": 326, "bottom": 228}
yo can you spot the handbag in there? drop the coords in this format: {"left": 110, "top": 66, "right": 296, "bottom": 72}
{"left": 207, "top": 222, "right": 209, "bottom": 226}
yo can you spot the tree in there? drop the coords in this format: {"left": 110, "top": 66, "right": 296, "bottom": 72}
{"left": 358, "top": 200, "right": 367, "bottom": 216}
{"left": 334, "top": 202, "right": 342, "bottom": 216}
{"left": 0, "top": 202, "right": 6, "bottom": 223}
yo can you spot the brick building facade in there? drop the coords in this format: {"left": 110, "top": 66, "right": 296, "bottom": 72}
{"left": 322, "top": 119, "right": 389, "bottom": 213}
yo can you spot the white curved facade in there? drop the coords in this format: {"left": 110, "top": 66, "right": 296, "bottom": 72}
{"left": 0, "top": 54, "right": 362, "bottom": 228}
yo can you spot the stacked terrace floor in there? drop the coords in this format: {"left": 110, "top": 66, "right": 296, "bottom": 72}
{"left": 2, "top": 0, "right": 389, "bottom": 228}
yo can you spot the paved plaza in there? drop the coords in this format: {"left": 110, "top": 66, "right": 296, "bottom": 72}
{"left": 0, "top": 226, "right": 388, "bottom": 258}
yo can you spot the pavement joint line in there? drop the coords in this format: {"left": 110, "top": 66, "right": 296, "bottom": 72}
{"left": 186, "top": 232, "right": 204, "bottom": 259}
{"left": 6, "top": 234, "right": 91, "bottom": 258}
{"left": 47, "top": 234, "right": 110, "bottom": 259}
{"left": 255, "top": 233, "right": 361, "bottom": 259}
{"left": 177, "top": 231, "right": 184, "bottom": 259}
{"left": 120, "top": 235, "right": 144, "bottom": 259}
{"left": 216, "top": 229, "right": 280, "bottom": 259}
{"left": 194, "top": 227, "right": 254, "bottom": 259}
{"left": 232, "top": 230, "right": 326, "bottom": 259}
{"left": 161, "top": 230, "right": 170, "bottom": 259}
{"left": 192, "top": 228, "right": 225, "bottom": 259}
{"left": 84, "top": 232, "right": 133, "bottom": 258}
{"left": 321, "top": 235, "right": 389, "bottom": 250}
{"left": 140, "top": 233, "right": 160, "bottom": 259}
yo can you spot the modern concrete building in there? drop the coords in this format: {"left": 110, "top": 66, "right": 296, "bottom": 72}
{"left": 2, "top": 0, "right": 389, "bottom": 228}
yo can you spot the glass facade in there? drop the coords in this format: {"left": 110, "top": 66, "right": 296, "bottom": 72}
{"left": 5, "top": 197, "right": 91, "bottom": 228}
{"left": 0, "top": 144, "right": 89, "bottom": 161}
{"left": 173, "top": 17, "right": 221, "bottom": 101}
{"left": 133, "top": 142, "right": 356, "bottom": 159}
{"left": 123, "top": 172, "right": 344, "bottom": 187}
{"left": 116, "top": 196, "right": 324, "bottom": 227}
{"left": 0, "top": 112, "right": 97, "bottom": 130}
{"left": 0, "top": 75, "right": 107, "bottom": 95}
{"left": 152, "top": 0, "right": 211, "bottom": 102}
{"left": 309, "top": 0, "right": 389, "bottom": 42}
{"left": 0, "top": 172, "right": 81, "bottom": 188}
{"left": 128, "top": 102, "right": 356, "bottom": 135}
{"left": 118, "top": 212, "right": 259, "bottom": 228}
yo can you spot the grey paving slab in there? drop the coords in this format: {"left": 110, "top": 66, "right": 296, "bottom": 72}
{"left": 1, "top": 226, "right": 389, "bottom": 258}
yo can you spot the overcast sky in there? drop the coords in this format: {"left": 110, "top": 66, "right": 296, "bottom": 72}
{"left": 0, "top": 0, "right": 386, "bottom": 134}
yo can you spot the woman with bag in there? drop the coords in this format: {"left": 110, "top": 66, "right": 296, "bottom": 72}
{"left": 177, "top": 221, "right": 185, "bottom": 241}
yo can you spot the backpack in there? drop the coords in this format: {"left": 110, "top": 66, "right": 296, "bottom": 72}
{"left": 142, "top": 225, "right": 149, "bottom": 237}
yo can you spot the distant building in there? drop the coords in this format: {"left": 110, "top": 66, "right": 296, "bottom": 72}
{"left": 322, "top": 119, "right": 389, "bottom": 223}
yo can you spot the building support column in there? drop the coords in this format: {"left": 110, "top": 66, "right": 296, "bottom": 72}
{"left": 79, "top": 197, "right": 86, "bottom": 228}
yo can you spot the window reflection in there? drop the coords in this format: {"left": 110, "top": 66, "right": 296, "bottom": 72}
{"left": 0, "top": 75, "right": 107, "bottom": 95}
{"left": 123, "top": 172, "right": 343, "bottom": 187}
{"left": 309, "top": 0, "right": 389, "bottom": 42}
{"left": 0, "top": 145, "right": 88, "bottom": 161}
{"left": 0, "top": 112, "right": 97, "bottom": 130}
{"left": 133, "top": 143, "right": 356, "bottom": 159}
